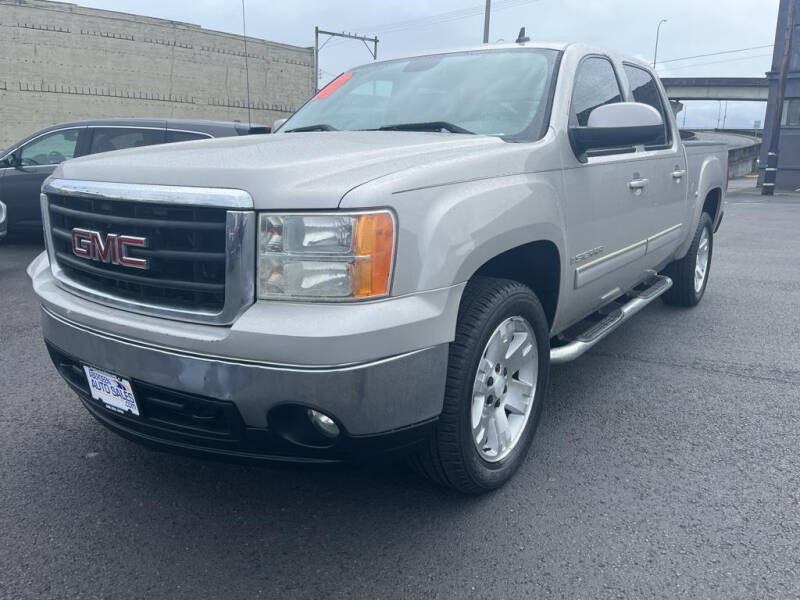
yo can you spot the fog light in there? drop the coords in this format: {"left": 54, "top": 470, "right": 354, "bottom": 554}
{"left": 308, "top": 409, "right": 340, "bottom": 438}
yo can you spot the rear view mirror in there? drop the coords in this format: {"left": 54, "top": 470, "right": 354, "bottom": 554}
{"left": 570, "top": 102, "right": 664, "bottom": 156}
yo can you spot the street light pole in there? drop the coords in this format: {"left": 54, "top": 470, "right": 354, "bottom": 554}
{"left": 653, "top": 19, "right": 667, "bottom": 69}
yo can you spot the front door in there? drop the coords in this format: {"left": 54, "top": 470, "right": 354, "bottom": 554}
{"left": 560, "top": 56, "right": 657, "bottom": 327}
{"left": 1, "top": 128, "right": 83, "bottom": 230}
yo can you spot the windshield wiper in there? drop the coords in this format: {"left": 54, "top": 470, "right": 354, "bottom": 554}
{"left": 284, "top": 124, "right": 339, "bottom": 132}
{"left": 374, "top": 121, "right": 475, "bottom": 134}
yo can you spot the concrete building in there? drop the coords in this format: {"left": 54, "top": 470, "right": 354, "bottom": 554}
{"left": 0, "top": 0, "right": 315, "bottom": 148}
{"left": 760, "top": 0, "right": 800, "bottom": 189}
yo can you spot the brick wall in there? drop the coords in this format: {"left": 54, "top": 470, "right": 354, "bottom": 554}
{"left": 0, "top": 0, "right": 315, "bottom": 147}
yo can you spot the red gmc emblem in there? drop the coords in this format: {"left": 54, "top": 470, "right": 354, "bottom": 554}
{"left": 71, "top": 228, "right": 149, "bottom": 270}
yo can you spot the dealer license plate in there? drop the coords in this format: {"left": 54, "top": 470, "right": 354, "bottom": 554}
{"left": 83, "top": 365, "right": 139, "bottom": 416}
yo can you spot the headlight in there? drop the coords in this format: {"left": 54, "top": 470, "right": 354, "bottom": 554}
{"left": 257, "top": 211, "right": 395, "bottom": 300}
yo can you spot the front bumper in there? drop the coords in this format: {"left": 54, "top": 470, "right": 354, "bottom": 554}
{"left": 30, "top": 249, "right": 459, "bottom": 463}
{"left": 42, "top": 307, "right": 447, "bottom": 463}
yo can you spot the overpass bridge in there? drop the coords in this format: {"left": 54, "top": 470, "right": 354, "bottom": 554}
{"left": 660, "top": 77, "right": 769, "bottom": 101}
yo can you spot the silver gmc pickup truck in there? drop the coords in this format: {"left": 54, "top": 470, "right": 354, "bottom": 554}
{"left": 28, "top": 42, "right": 726, "bottom": 493}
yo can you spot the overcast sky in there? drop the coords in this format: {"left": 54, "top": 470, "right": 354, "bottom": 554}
{"left": 78, "top": 0, "right": 781, "bottom": 128}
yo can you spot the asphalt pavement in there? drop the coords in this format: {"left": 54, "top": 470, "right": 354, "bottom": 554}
{"left": 1, "top": 184, "right": 799, "bottom": 599}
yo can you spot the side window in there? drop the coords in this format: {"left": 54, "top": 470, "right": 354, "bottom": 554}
{"left": 623, "top": 64, "right": 671, "bottom": 147}
{"left": 89, "top": 128, "right": 164, "bottom": 155}
{"left": 19, "top": 129, "right": 80, "bottom": 166}
{"left": 166, "top": 130, "right": 212, "bottom": 143}
{"left": 570, "top": 57, "right": 622, "bottom": 127}
{"left": 781, "top": 99, "right": 800, "bottom": 126}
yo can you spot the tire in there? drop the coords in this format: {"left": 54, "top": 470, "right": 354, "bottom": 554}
{"left": 661, "top": 212, "right": 713, "bottom": 307}
{"left": 410, "top": 276, "right": 550, "bottom": 494}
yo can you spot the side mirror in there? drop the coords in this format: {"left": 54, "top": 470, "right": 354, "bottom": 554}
{"left": 272, "top": 118, "right": 288, "bottom": 132}
{"left": 3, "top": 151, "right": 20, "bottom": 169}
{"left": 570, "top": 102, "right": 664, "bottom": 156}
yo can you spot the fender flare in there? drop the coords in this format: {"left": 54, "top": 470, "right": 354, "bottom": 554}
{"left": 674, "top": 153, "right": 725, "bottom": 260}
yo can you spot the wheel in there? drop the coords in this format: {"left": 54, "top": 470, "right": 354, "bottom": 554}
{"left": 661, "top": 212, "right": 713, "bottom": 307}
{"left": 410, "top": 276, "right": 550, "bottom": 494}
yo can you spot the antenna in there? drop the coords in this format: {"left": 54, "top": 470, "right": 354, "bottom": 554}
{"left": 241, "top": 0, "right": 252, "bottom": 128}
{"left": 515, "top": 27, "right": 530, "bottom": 44}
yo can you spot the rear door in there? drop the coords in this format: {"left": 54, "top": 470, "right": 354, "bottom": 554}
{"left": 1, "top": 127, "right": 85, "bottom": 229}
{"left": 560, "top": 56, "right": 656, "bottom": 325}
{"left": 622, "top": 63, "right": 688, "bottom": 265}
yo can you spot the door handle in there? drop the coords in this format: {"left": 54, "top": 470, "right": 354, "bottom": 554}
{"left": 628, "top": 178, "right": 649, "bottom": 190}
{"left": 671, "top": 169, "right": 686, "bottom": 179}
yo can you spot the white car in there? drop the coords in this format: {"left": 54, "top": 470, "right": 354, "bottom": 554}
{"left": 0, "top": 199, "right": 7, "bottom": 240}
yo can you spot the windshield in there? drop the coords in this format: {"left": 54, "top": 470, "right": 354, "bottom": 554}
{"left": 282, "top": 48, "right": 560, "bottom": 140}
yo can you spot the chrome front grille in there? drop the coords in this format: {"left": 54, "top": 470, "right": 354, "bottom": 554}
{"left": 42, "top": 179, "right": 255, "bottom": 325}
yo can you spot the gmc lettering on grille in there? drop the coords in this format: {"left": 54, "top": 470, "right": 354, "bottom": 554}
{"left": 71, "top": 228, "right": 149, "bottom": 270}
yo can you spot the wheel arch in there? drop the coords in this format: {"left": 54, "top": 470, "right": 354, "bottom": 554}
{"left": 702, "top": 187, "right": 723, "bottom": 225}
{"left": 466, "top": 240, "right": 562, "bottom": 329}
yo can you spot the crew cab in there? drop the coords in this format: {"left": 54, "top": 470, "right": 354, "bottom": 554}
{"left": 28, "top": 42, "right": 726, "bottom": 493}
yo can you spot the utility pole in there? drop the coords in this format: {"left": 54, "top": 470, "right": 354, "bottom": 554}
{"left": 763, "top": 0, "right": 797, "bottom": 195}
{"left": 653, "top": 19, "right": 667, "bottom": 69}
{"left": 241, "top": 0, "right": 252, "bottom": 127}
{"left": 313, "top": 28, "right": 379, "bottom": 92}
{"left": 483, "top": 0, "right": 491, "bottom": 44}
{"left": 314, "top": 26, "right": 319, "bottom": 93}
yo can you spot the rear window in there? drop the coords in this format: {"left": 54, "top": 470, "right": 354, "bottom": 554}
{"left": 623, "top": 64, "right": 671, "bottom": 148}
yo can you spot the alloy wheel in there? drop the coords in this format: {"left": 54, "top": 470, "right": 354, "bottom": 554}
{"left": 470, "top": 316, "right": 538, "bottom": 462}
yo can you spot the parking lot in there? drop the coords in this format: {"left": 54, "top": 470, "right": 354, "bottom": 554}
{"left": 1, "top": 184, "right": 799, "bottom": 599}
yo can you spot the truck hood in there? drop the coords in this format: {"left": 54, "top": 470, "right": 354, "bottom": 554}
{"left": 55, "top": 131, "right": 506, "bottom": 209}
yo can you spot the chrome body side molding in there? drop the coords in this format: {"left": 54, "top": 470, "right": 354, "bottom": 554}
{"left": 573, "top": 224, "right": 682, "bottom": 289}
{"left": 646, "top": 223, "right": 683, "bottom": 254}
{"left": 574, "top": 240, "right": 647, "bottom": 288}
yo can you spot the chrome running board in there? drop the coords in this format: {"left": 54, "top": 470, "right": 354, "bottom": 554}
{"left": 550, "top": 275, "right": 672, "bottom": 364}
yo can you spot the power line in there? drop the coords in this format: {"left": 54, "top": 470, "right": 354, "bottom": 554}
{"left": 325, "top": 0, "right": 540, "bottom": 49}
{"left": 657, "top": 52, "right": 773, "bottom": 72}
{"left": 360, "top": 0, "right": 539, "bottom": 34}
{"left": 659, "top": 44, "right": 773, "bottom": 64}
